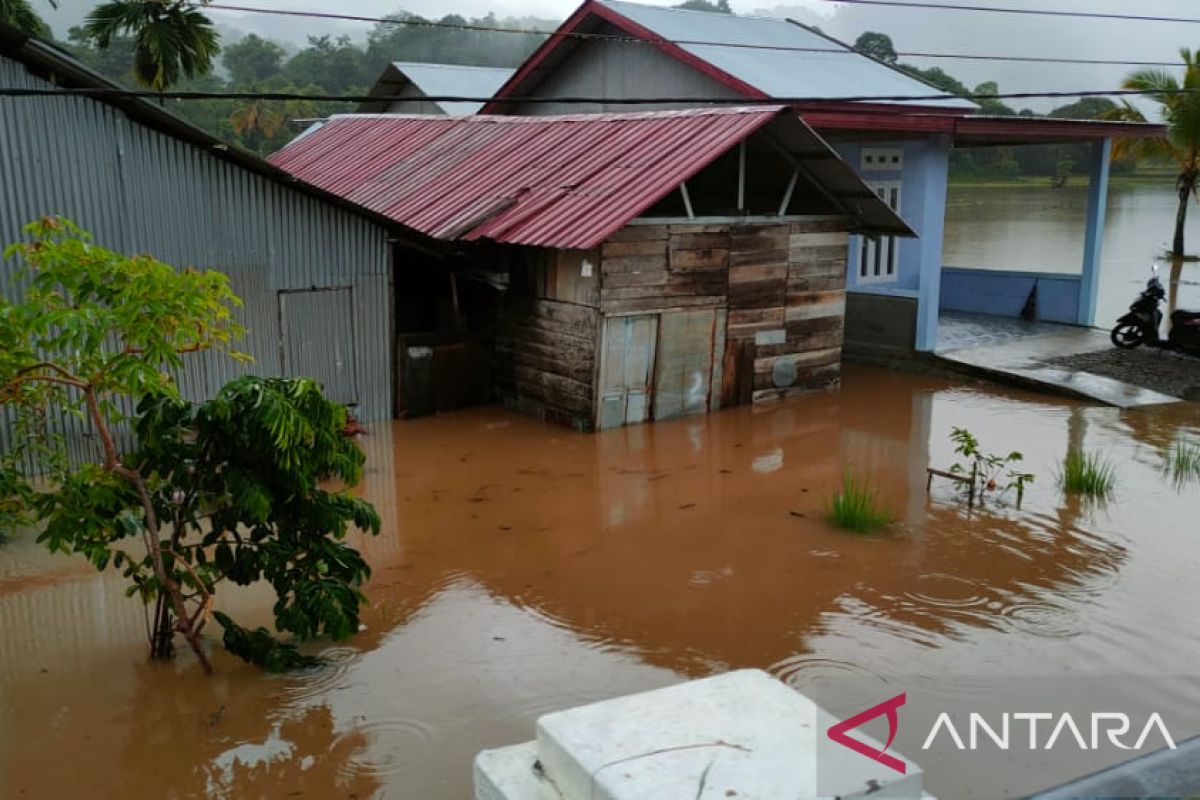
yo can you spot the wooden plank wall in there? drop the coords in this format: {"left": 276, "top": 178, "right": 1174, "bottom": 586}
{"left": 598, "top": 219, "right": 848, "bottom": 410}
{"left": 724, "top": 220, "right": 848, "bottom": 404}
{"left": 599, "top": 225, "right": 728, "bottom": 314}
{"left": 495, "top": 220, "right": 847, "bottom": 432}
{"left": 494, "top": 294, "right": 599, "bottom": 431}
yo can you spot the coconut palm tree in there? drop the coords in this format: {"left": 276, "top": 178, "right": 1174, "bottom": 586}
{"left": 229, "top": 97, "right": 286, "bottom": 153}
{"left": 0, "top": 0, "right": 52, "bottom": 37}
{"left": 84, "top": 0, "right": 218, "bottom": 91}
{"left": 1105, "top": 48, "right": 1200, "bottom": 259}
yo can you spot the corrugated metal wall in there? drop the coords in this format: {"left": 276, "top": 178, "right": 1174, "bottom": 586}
{"left": 0, "top": 54, "right": 394, "bottom": 469}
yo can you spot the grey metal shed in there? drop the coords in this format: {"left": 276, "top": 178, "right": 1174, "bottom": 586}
{"left": 0, "top": 24, "right": 446, "bottom": 468}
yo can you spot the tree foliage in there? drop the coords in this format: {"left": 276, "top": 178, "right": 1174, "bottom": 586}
{"left": 82, "top": 0, "right": 219, "bottom": 90}
{"left": 0, "top": 0, "right": 52, "bottom": 37}
{"left": 1105, "top": 48, "right": 1200, "bottom": 257}
{"left": 0, "top": 218, "right": 380, "bottom": 673}
{"left": 59, "top": 9, "right": 552, "bottom": 155}
{"left": 221, "top": 32, "right": 285, "bottom": 85}
{"left": 840, "top": 30, "right": 1144, "bottom": 184}
{"left": 853, "top": 31, "right": 897, "bottom": 64}
{"left": 674, "top": 0, "right": 732, "bottom": 13}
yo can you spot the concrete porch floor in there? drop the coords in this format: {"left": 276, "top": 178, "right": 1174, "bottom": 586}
{"left": 934, "top": 312, "right": 1182, "bottom": 408}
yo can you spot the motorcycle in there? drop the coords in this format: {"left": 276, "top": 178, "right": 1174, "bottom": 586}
{"left": 1111, "top": 266, "right": 1200, "bottom": 357}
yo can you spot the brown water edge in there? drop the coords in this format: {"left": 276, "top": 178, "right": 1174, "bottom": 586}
{"left": 1, "top": 365, "right": 1198, "bottom": 799}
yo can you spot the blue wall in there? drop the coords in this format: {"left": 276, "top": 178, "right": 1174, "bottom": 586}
{"left": 941, "top": 268, "right": 1082, "bottom": 324}
{"left": 836, "top": 137, "right": 951, "bottom": 351}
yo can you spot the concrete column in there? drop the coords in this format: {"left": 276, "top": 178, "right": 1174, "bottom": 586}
{"left": 915, "top": 135, "right": 951, "bottom": 352}
{"left": 1078, "top": 138, "right": 1112, "bottom": 327}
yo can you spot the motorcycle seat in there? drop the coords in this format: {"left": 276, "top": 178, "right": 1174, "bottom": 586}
{"left": 1171, "top": 309, "right": 1200, "bottom": 324}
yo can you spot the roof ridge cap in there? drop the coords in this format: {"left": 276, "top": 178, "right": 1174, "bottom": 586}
{"left": 599, "top": 0, "right": 805, "bottom": 25}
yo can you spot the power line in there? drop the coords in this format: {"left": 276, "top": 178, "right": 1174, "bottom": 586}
{"left": 0, "top": 85, "right": 1186, "bottom": 105}
{"left": 191, "top": 2, "right": 1188, "bottom": 68}
{"left": 817, "top": 0, "right": 1200, "bottom": 24}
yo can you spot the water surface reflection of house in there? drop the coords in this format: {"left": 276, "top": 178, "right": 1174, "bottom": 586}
{"left": 270, "top": 107, "right": 911, "bottom": 430}
{"left": 482, "top": 0, "right": 1166, "bottom": 354}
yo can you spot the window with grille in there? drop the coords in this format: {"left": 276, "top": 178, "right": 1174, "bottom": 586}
{"left": 858, "top": 180, "right": 902, "bottom": 283}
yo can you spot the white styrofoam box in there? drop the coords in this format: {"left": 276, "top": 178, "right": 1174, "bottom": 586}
{"left": 534, "top": 669, "right": 924, "bottom": 800}
{"left": 474, "top": 741, "right": 548, "bottom": 800}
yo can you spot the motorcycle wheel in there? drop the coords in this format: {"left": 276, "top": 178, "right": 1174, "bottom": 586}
{"left": 1111, "top": 323, "right": 1145, "bottom": 349}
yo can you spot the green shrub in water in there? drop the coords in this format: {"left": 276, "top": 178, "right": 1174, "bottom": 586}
{"left": 1167, "top": 441, "right": 1200, "bottom": 487}
{"left": 1059, "top": 451, "right": 1116, "bottom": 497}
{"left": 826, "top": 475, "right": 894, "bottom": 533}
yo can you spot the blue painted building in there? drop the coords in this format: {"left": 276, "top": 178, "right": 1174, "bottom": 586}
{"left": 482, "top": 0, "right": 1162, "bottom": 354}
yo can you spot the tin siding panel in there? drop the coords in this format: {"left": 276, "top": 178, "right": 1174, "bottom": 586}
{"left": 0, "top": 54, "right": 392, "bottom": 472}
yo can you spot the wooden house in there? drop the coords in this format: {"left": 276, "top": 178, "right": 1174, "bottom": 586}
{"left": 270, "top": 106, "right": 912, "bottom": 430}
{"left": 483, "top": 0, "right": 1165, "bottom": 354}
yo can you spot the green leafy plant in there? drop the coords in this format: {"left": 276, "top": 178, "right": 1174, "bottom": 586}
{"left": 0, "top": 462, "right": 31, "bottom": 543}
{"left": 84, "top": 0, "right": 219, "bottom": 90}
{"left": 949, "top": 427, "right": 1035, "bottom": 505}
{"left": 1058, "top": 451, "right": 1117, "bottom": 498}
{"left": 1166, "top": 440, "right": 1200, "bottom": 488}
{"left": 0, "top": 218, "right": 379, "bottom": 673}
{"left": 826, "top": 474, "right": 894, "bottom": 534}
{"left": 1104, "top": 48, "right": 1200, "bottom": 260}
{"left": 0, "top": 0, "right": 54, "bottom": 37}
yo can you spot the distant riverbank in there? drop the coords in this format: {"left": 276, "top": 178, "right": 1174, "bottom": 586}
{"left": 948, "top": 170, "right": 1174, "bottom": 191}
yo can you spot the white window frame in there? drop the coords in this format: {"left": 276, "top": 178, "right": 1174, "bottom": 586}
{"left": 858, "top": 180, "right": 902, "bottom": 284}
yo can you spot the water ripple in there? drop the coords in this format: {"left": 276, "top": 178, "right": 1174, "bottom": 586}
{"left": 903, "top": 573, "right": 989, "bottom": 611}
{"left": 999, "top": 601, "right": 1085, "bottom": 638}
{"left": 283, "top": 646, "right": 361, "bottom": 704}
{"left": 768, "top": 655, "right": 890, "bottom": 691}
{"left": 330, "top": 717, "right": 437, "bottom": 778}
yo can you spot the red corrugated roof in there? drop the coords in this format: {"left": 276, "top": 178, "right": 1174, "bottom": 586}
{"left": 269, "top": 107, "right": 783, "bottom": 249}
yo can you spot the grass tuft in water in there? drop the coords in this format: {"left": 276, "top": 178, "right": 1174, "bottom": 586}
{"left": 826, "top": 475, "right": 894, "bottom": 534}
{"left": 1058, "top": 451, "right": 1117, "bottom": 498}
{"left": 1167, "top": 441, "right": 1200, "bottom": 487}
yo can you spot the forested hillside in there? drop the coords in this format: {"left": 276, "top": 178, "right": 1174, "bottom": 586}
{"left": 61, "top": 12, "right": 551, "bottom": 154}
{"left": 852, "top": 32, "right": 1137, "bottom": 182}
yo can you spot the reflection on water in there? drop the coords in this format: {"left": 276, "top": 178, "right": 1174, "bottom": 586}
{"left": 945, "top": 183, "right": 1200, "bottom": 326}
{"left": 1, "top": 366, "right": 1198, "bottom": 798}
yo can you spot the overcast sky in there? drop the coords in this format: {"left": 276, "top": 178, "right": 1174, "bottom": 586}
{"left": 41, "top": 0, "right": 1199, "bottom": 113}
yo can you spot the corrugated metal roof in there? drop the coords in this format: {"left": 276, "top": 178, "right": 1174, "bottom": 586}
{"left": 269, "top": 106, "right": 915, "bottom": 250}
{"left": 598, "top": 0, "right": 976, "bottom": 110}
{"left": 361, "top": 62, "right": 515, "bottom": 115}
{"left": 488, "top": 0, "right": 976, "bottom": 112}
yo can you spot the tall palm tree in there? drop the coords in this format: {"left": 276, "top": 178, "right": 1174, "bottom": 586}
{"left": 0, "top": 0, "right": 53, "bottom": 37}
{"left": 84, "top": 0, "right": 218, "bottom": 91}
{"left": 229, "top": 97, "right": 285, "bottom": 153}
{"left": 1106, "top": 48, "right": 1200, "bottom": 259}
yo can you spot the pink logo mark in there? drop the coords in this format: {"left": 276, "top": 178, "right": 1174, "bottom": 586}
{"left": 826, "top": 692, "right": 907, "bottom": 775}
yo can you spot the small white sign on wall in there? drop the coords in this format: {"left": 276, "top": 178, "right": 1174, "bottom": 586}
{"left": 581, "top": 259, "right": 593, "bottom": 278}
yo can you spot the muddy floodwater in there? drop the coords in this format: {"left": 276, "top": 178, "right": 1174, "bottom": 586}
{"left": 1, "top": 366, "right": 1199, "bottom": 798}
{"left": 944, "top": 183, "right": 1200, "bottom": 327}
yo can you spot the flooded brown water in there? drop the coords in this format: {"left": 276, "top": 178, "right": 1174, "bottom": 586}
{"left": 945, "top": 183, "right": 1200, "bottom": 327}
{"left": 1, "top": 365, "right": 1198, "bottom": 799}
